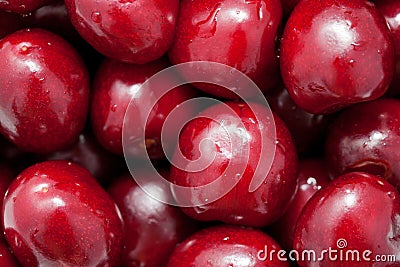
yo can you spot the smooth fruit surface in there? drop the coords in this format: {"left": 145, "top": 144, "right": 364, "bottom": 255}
{"left": 293, "top": 172, "right": 400, "bottom": 266}
{"left": 167, "top": 225, "right": 289, "bottom": 267}
{"left": 0, "top": 0, "right": 53, "bottom": 13}
{"left": 2, "top": 160, "right": 124, "bottom": 266}
{"left": 169, "top": 0, "right": 282, "bottom": 98}
{"left": 108, "top": 172, "right": 198, "bottom": 267}
{"left": 325, "top": 98, "right": 400, "bottom": 190}
{"left": 170, "top": 101, "right": 298, "bottom": 227}
{"left": 0, "top": 29, "right": 90, "bottom": 153}
{"left": 280, "top": 0, "right": 394, "bottom": 114}
{"left": 65, "top": 0, "right": 179, "bottom": 64}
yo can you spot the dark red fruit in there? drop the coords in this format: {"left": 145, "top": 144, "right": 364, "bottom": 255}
{"left": 325, "top": 98, "right": 400, "bottom": 191}
{"left": 170, "top": 101, "right": 298, "bottom": 227}
{"left": 280, "top": 0, "right": 300, "bottom": 17}
{"left": 376, "top": 0, "right": 400, "bottom": 96}
{"left": 0, "top": 10, "right": 25, "bottom": 39}
{"left": 0, "top": 29, "right": 90, "bottom": 154}
{"left": 266, "top": 85, "right": 330, "bottom": 154}
{"left": 167, "top": 225, "right": 289, "bottom": 267}
{"left": 269, "top": 159, "right": 331, "bottom": 249}
{"left": 0, "top": 0, "right": 53, "bottom": 14}
{"left": 0, "top": 163, "right": 16, "bottom": 212}
{"left": 108, "top": 172, "right": 198, "bottom": 267}
{"left": 38, "top": 131, "right": 124, "bottom": 185}
{"left": 2, "top": 160, "right": 124, "bottom": 266}
{"left": 91, "top": 58, "right": 197, "bottom": 158}
{"left": 64, "top": 0, "right": 179, "bottom": 64}
{"left": 293, "top": 172, "right": 400, "bottom": 266}
{"left": 169, "top": 0, "right": 282, "bottom": 99}
{"left": 0, "top": 239, "right": 19, "bottom": 267}
{"left": 280, "top": 0, "right": 395, "bottom": 114}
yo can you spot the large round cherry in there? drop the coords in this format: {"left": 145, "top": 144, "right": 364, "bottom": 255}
{"left": 269, "top": 159, "right": 331, "bottom": 250}
{"left": 167, "top": 225, "right": 289, "bottom": 266}
{"left": 64, "top": 0, "right": 179, "bottom": 64}
{"left": 293, "top": 172, "right": 400, "bottom": 266}
{"left": 280, "top": 0, "right": 394, "bottom": 114}
{"left": 170, "top": 101, "right": 298, "bottom": 227}
{"left": 0, "top": 29, "right": 90, "bottom": 154}
{"left": 2, "top": 160, "right": 124, "bottom": 266}
{"left": 0, "top": 239, "right": 19, "bottom": 267}
{"left": 91, "top": 58, "right": 197, "bottom": 158}
{"left": 168, "top": 0, "right": 282, "bottom": 99}
{"left": 325, "top": 98, "right": 400, "bottom": 191}
{"left": 108, "top": 172, "right": 198, "bottom": 267}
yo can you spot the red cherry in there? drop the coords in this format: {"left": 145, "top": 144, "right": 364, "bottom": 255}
{"left": 0, "top": 0, "right": 53, "bottom": 13}
{"left": 37, "top": 131, "right": 125, "bottom": 185}
{"left": 293, "top": 172, "right": 400, "bottom": 266}
{"left": 167, "top": 225, "right": 289, "bottom": 267}
{"left": 280, "top": 0, "right": 300, "bottom": 17}
{"left": 169, "top": 0, "right": 282, "bottom": 99}
{"left": 170, "top": 101, "right": 298, "bottom": 227}
{"left": 325, "top": 98, "right": 400, "bottom": 191}
{"left": 269, "top": 159, "right": 331, "bottom": 250}
{"left": 376, "top": 0, "right": 400, "bottom": 96}
{"left": 0, "top": 29, "right": 90, "bottom": 154}
{"left": 280, "top": 0, "right": 395, "bottom": 114}
{"left": 108, "top": 172, "right": 199, "bottom": 267}
{"left": 0, "top": 10, "right": 25, "bottom": 39}
{"left": 64, "top": 0, "right": 179, "bottom": 64}
{"left": 266, "top": 85, "right": 330, "bottom": 154}
{"left": 0, "top": 164, "right": 16, "bottom": 212}
{"left": 0, "top": 239, "right": 19, "bottom": 267}
{"left": 91, "top": 58, "right": 198, "bottom": 158}
{"left": 2, "top": 160, "right": 124, "bottom": 266}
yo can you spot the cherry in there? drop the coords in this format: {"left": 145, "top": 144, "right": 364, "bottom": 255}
{"left": 108, "top": 172, "right": 199, "bottom": 267}
{"left": 168, "top": 0, "right": 282, "bottom": 99}
{"left": 0, "top": 164, "right": 16, "bottom": 212}
{"left": 0, "top": 10, "right": 25, "bottom": 39}
{"left": 167, "top": 224, "right": 289, "bottom": 266}
{"left": 280, "top": 0, "right": 395, "bottom": 114}
{"left": 91, "top": 57, "right": 198, "bottom": 158}
{"left": 266, "top": 85, "right": 330, "bottom": 154}
{"left": 0, "top": 28, "right": 90, "bottom": 154}
{"left": 325, "top": 98, "right": 400, "bottom": 191}
{"left": 0, "top": 0, "right": 53, "bottom": 14}
{"left": 376, "top": 0, "right": 400, "bottom": 96}
{"left": 280, "top": 0, "right": 300, "bottom": 18}
{"left": 2, "top": 160, "right": 124, "bottom": 266}
{"left": 64, "top": 0, "right": 179, "bottom": 64}
{"left": 293, "top": 172, "right": 400, "bottom": 266}
{"left": 170, "top": 101, "right": 298, "bottom": 228}
{"left": 269, "top": 159, "right": 331, "bottom": 250}
{"left": 37, "top": 131, "right": 125, "bottom": 185}
{"left": 0, "top": 239, "right": 19, "bottom": 267}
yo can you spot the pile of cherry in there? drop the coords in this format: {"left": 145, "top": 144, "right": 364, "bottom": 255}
{"left": 0, "top": 0, "right": 399, "bottom": 266}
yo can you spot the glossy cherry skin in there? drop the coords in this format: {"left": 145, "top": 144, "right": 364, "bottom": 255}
{"left": 0, "top": 29, "right": 90, "bottom": 154}
{"left": 2, "top": 160, "right": 124, "bottom": 266}
{"left": 376, "top": 0, "right": 400, "bottom": 96}
{"left": 64, "top": 0, "right": 179, "bottom": 64}
{"left": 269, "top": 159, "right": 331, "bottom": 250}
{"left": 325, "top": 98, "right": 400, "bottom": 191}
{"left": 168, "top": 0, "right": 282, "bottom": 99}
{"left": 91, "top": 58, "right": 198, "bottom": 158}
{"left": 0, "top": 0, "right": 53, "bottom": 13}
{"left": 293, "top": 172, "right": 400, "bottom": 266}
{"left": 167, "top": 225, "right": 289, "bottom": 267}
{"left": 37, "top": 131, "right": 125, "bottom": 185}
{"left": 266, "top": 85, "right": 330, "bottom": 154}
{"left": 170, "top": 102, "right": 298, "bottom": 227}
{"left": 0, "top": 10, "right": 25, "bottom": 39}
{"left": 0, "top": 239, "right": 19, "bottom": 267}
{"left": 108, "top": 172, "right": 199, "bottom": 267}
{"left": 280, "top": 0, "right": 395, "bottom": 114}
